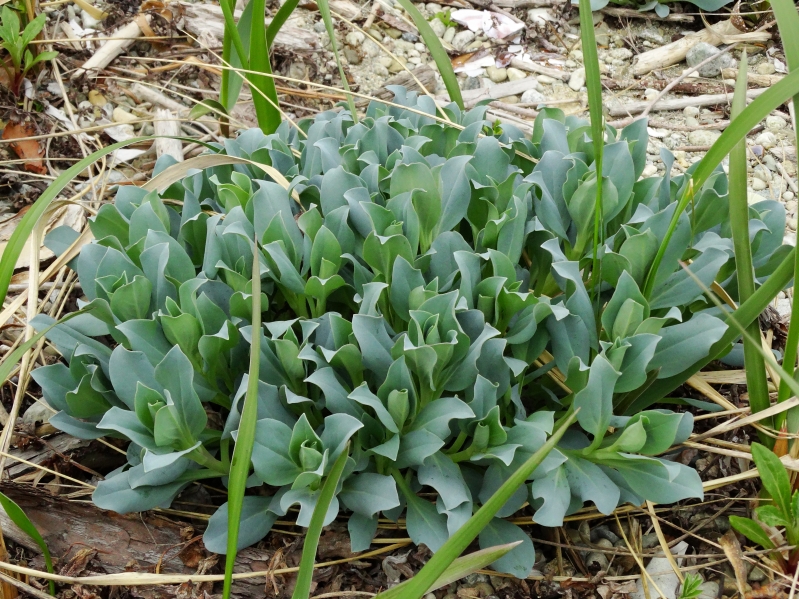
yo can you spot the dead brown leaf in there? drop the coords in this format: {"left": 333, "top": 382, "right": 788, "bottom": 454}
{"left": 720, "top": 530, "right": 748, "bottom": 597}
{"left": 60, "top": 548, "right": 97, "bottom": 577}
{"left": 2, "top": 118, "right": 45, "bottom": 175}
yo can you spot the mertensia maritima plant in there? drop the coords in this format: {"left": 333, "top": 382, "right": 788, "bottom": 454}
{"left": 29, "top": 89, "right": 790, "bottom": 577}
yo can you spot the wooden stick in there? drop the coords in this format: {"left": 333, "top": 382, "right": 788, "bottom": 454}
{"left": 509, "top": 57, "right": 570, "bottom": 81}
{"left": 71, "top": 19, "right": 148, "bottom": 79}
{"left": 601, "top": 6, "right": 694, "bottom": 23}
{"left": 608, "top": 87, "right": 768, "bottom": 117}
{"left": 153, "top": 109, "right": 184, "bottom": 163}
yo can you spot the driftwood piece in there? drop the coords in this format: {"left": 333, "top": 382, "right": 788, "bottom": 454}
{"left": 71, "top": 18, "right": 148, "bottom": 79}
{"left": 491, "top": 0, "right": 566, "bottom": 8}
{"left": 0, "top": 485, "right": 285, "bottom": 599}
{"left": 633, "top": 20, "right": 770, "bottom": 77}
{"left": 153, "top": 109, "right": 184, "bottom": 162}
{"left": 608, "top": 87, "right": 768, "bottom": 117}
{"left": 721, "top": 68, "right": 785, "bottom": 87}
{"left": 6, "top": 434, "right": 91, "bottom": 479}
{"left": 370, "top": 64, "right": 438, "bottom": 101}
{"left": 130, "top": 83, "right": 188, "bottom": 114}
{"left": 177, "top": 1, "right": 319, "bottom": 53}
{"left": 508, "top": 57, "right": 570, "bottom": 81}
{"left": 461, "top": 76, "right": 541, "bottom": 106}
{"left": 600, "top": 6, "right": 694, "bottom": 23}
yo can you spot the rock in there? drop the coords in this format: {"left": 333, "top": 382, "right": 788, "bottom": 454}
{"left": 688, "top": 129, "right": 721, "bottom": 146}
{"left": 343, "top": 47, "right": 361, "bottom": 64}
{"left": 463, "top": 76, "right": 482, "bottom": 90}
{"left": 452, "top": 30, "right": 475, "bottom": 51}
{"left": 756, "top": 62, "right": 776, "bottom": 75}
{"left": 631, "top": 541, "right": 689, "bottom": 599}
{"left": 521, "top": 89, "right": 545, "bottom": 105}
{"left": 685, "top": 117, "right": 699, "bottom": 128}
{"left": 686, "top": 42, "right": 735, "bottom": 77}
{"left": 501, "top": 95, "right": 519, "bottom": 104}
{"left": 697, "top": 581, "right": 719, "bottom": 599}
{"left": 594, "top": 21, "right": 610, "bottom": 46}
{"left": 748, "top": 566, "right": 767, "bottom": 582}
{"left": 384, "top": 27, "right": 403, "bottom": 39}
{"left": 784, "top": 191, "right": 795, "bottom": 201}
{"left": 643, "top": 88, "right": 658, "bottom": 99}
{"left": 642, "top": 163, "right": 658, "bottom": 178}
{"left": 752, "top": 178, "right": 767, "bottom": 191}
{"left": 388, "top": 56, "right": 407, "bottom": 73}
{"left": 426, "top": 2, "right": 442, "bottom": 13}
{"left": 537, "top": 74, "right": 556, "bottom": 84}
{"left": 684, "top": 105, "right": 700, "bottom": 117}
{"left": 429, "top": 17, "right": 446, "bottom": 37}
{"left": 443, "top": 27, "right": 456, "bottom": 43}
{"left": 486, "top": 66, "right": 507, "bottom": 83}
{"left": 585, "top": 552, "right": 609, "bottom": 571}
{"left": 506, "top": 67, "right": 527, "bottom": 81}
{"left": 345, "top": 31, "right": 364, "bottom": 46}
{"left": 609, "top": 47, "right": 632, "bottom": 61}
{"left": 641, "top": 533, "right": 660, "bottom": 549}
{"left": 88, "top": 90, "right": 107, "bottom": 106}
{"left": 790, "top": 218, "right": 798, "bottom": 230}
{"left": 313, "top": 20, "right": 327, "bottom": 33}
{"left": 753, "top": 164, "right": 772, "bottom": 182}
{"left": 755, "top": 131, "right": 777, "bottom": 149}
{"left": 568, "top": 68, "right": 585, "bottom": 91}
{"left": 112, "top": 107, "right": 137, "bottom": 124}
{"left": 766, "top": 115, "right": 787, "bottom": 131}
{"left": 401, "top": 32, "right": 419, "bottom": 43}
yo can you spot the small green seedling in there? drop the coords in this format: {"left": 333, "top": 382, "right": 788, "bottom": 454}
{"left": 0, "top": 5, "right": 58, "bottom": 96}
{"left": 730, "top": 443, "right": 798, "bottom": 572}
{"left": 678, "top": 573, "right": 704, "bottom": 599}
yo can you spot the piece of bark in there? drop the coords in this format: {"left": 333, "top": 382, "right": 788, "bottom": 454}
{"left": 633, "top": 20, "right": 770, "bottom": 77}
{"left": 5, "top": 434, "right": 91, "bottom": 479}
{"left": 72, "top": 19, "right": 148, "bottom": 79}
{"left": 153, "top": 109, "right": 184, "bottom": 162}
{"left": 177, "top": 1, "right": 319, "bottom": 54}
{"left": 607, "top": 87, "right": 768, "bottom": 117}
{"left": 509, "top": 57, "right": 570, "bottom": 81}
{"left": 461, "top": 76, "right": 542, "bottom": 107}
{"left": 601, "top": 6, "right": 694, "bottom": 23}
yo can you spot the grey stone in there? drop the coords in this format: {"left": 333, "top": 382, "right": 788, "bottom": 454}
{"left": 684, "top": 105, "right": 700, "bottom": 117}
{"left": 401, "top": 31, "right": 419, "bottom": 42}
{"left": 752, "top": 178, "right": 767, "bottom": 191}
{"left": 688, "top": 129, "right": 721, "bottom": 146}
{"left": 463, "top": 76, "right": 482, "bottom": 90}
{"left": 748, "top": 566, "right": 767, "bottom": 582}
{"left": 756, "top": 61, "right": 776, "bottom": 75}
{"left": 766, "top": 115, "right": 787, "bottom": 131}
{"left": 609, "top": 47, "right": 632, "bottom": 60}
{"left": 568, "top": 68, "right": 585, "bottom": 91}
{"left": 521, "top": 89, "right": 545, "bottom": 104}
{"left": 429, "top": 17, "right": 446, "bottom": 37}
{"left": 686, "top": 42, "right": 735, "bottom": 77}
{"left": 343, "top": 47, "right": 361, "bottom": 65}
{"left": 452, "top": 30, "right": 476, "bottom": 51}
{"left": 585, "top": 552, "right": 609, "bottom": 571}
{"left": 755, "top": 131, "right": 777, "bottom": 149}
{"left": 537, "top": 74, "right": 556, "bottom": 84}
{"left": 443, "top": 26, "right": 456, "bottom": 43}
{"left": 506, "top": 67, "right": 527, "bottom": 81}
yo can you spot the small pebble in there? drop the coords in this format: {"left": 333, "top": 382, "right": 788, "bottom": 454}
{"left": 642, "top": 163, "right": 658, "bottom": 178}
{"left": 755, "top": 131, "right": 777, "bottom": 149}
{"left": 752, "top": 178, "right": 767, "bottom": 191}
{"left": 568, "top": 68, "right": 585, "bottom": 91}
{"left": 452, "top": 30, "right": 476, "bottom": 51}
{"left": 521, "top": 89, "right": 545, "bottom": 105}
{"left": 443, "top": 27, "right": 456, "bottom": 43}
{"left": 486, "top": 66, "right": 508, "bottom": 83}
{"left": 748, "top": 566, "right": 767, "bottom": 582}
{"left": 688, "top": 129, "right": 721, "bottom": 146}
{"left": 756, "top": 62, "right": 776, "bottom": 75}
{"left": 766, "top": 115, "right": 787, "bottom": 131}
{"left": 753, "top": 164, "right": 772, "bottom": 182}
{"left": 88, "top": 90, "right": 106, "bottom": 106}
{"left": 685, "top": 116, "right": 699, "bottom": 128}
{"left": 401, "top": 31, "right": 418, "bottom": 43}
{"left": 684, "top": 106, "right": 700, "bottom": 117}
{"left": 345, "top": 31, "right": 364, "bottom": 46}
{"left": 686, "top": 41, "right": 735, "bottom": 77}
{"left": 537, "top": 74, "right": 556, "bottom": 84}
{"left": 643, "top": 88, "right": 658, "bottom": 99}
{"left": 506, "top": 67, "right": 527, "bottom": 81}
{"left": 112, "top": 107, "right": 137, "bottom": 124}
{"left": 429, "top": 18, "right": 446, "bottom": 37}
{"left": 784, "top": 191, "right": 796, "bottom": 201}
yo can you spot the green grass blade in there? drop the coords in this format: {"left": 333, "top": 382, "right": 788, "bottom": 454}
{"left": 771, "top": 0, "right": 799, "bottom": 411}
{"left": 393, "top": 0, "right": 463, "bottom": 110}
{"left": 377, "top": 410, "right": 579, "bottom": 599}
{"left": 0, "top": 137, "right": 149, "bottom": 306}
{"left": 577, "top": 0, "right": 604, "bottom": 315}
{"left": 266, "top": 0, "right": 300, "bottom": 48}
{"left": 248, "top": 0, "right": 282, "bottom": 133}
{"left": 222, "top": 239, "right": 262, "bottom": 599}
{"left": 316, "top": 0, "right": 358, "bottom": 123}
{"left": 291, "top": 445, "right": 350, "bottom": 599}
{"left": 0, "top": 491, "right": 55, "bottom": 594}
{"left": 221, "top": 0, "right": 255, "bottom": 113}
{"left": 728, "top": 52, "right": 771, "bottom": 427}
{"left": 632, "top": 246, "right": 796, "bottom": 412}
{"left": 385, "top": 542, "right": 521, "bottom": 596}
{"left": 642, "top": 67, "right": 799, "bottom": 298}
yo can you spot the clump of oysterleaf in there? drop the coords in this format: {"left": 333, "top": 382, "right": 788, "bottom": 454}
{"left": 31, "top": 90, "right": 789, "bottom": 578}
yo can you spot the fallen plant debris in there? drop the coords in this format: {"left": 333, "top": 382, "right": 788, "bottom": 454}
{"left": 2, "top": 118, "right": 45, "bottom": 175}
